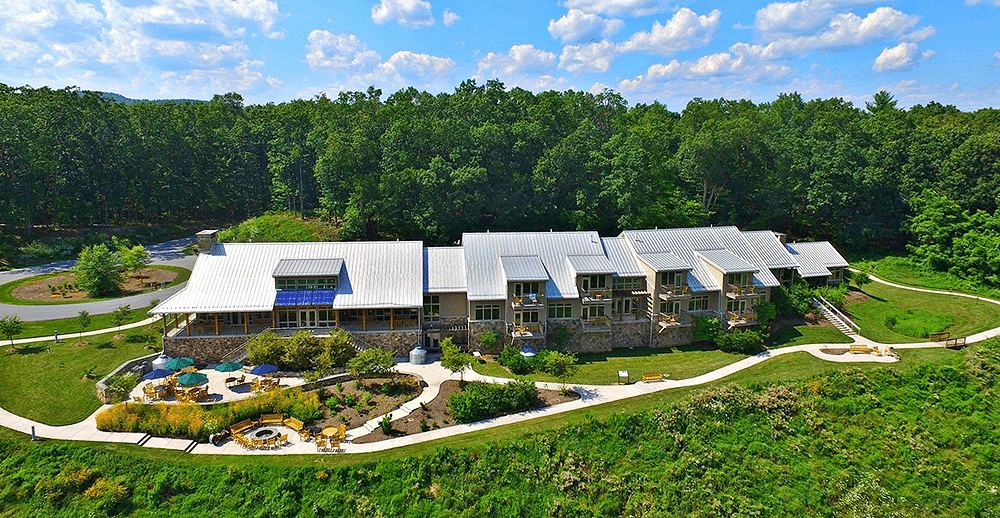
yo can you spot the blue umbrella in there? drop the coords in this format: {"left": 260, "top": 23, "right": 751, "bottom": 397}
{"left": 143, "top": 368, "right": 173, "bottom": 380}
{"left": 520, "top": 346, "right": 536, "bottom": 358}
{"left": 251, "top": 364, "right": 278, "bottom": 376}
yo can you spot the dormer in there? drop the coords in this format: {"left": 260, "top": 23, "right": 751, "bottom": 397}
{"left": 694, "top": 250, "right": 759, "bottom": 298}
{"left": 567, "top": 254, "right": 614, "bottom": 302}
{"left": 500, "top": 255, "right": 548, "bottom": 307}
{"left": 272, "top": 258, "right": 343, "bottom": 291}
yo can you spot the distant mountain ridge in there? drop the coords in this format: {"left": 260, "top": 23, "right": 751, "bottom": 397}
{"left": 98, "top": 91, "right": 206, "bottom": 105}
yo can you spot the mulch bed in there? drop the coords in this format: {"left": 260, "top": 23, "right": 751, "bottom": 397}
{"left": 819, "top": 348, "right": 850, "bottom": 355}
{"left": 352, "top": 380, "right": 580, "bottom": 443}
{"left": 12, "top": 267, "right": 177, "bottom": 301}
{"left": 308, "top": 375, "right": 423, "bottom": 432}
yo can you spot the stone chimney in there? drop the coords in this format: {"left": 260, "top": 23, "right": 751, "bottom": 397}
{"left": 773, "top": 232, "right": 787, "bottom": 244}
{"left": 196, "top": 229, "right": 219, "bottom": 254}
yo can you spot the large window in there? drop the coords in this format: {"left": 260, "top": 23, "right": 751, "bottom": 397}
{"left": 582, "top": 304, "right": 606, "bottom": 320}
{"left": 275, "top": 277, "right": 338, "bottom": 291}
{"left": 514, "top": 311, "right": 540, "bottom": 324}
{"left": 277, "top": 310, "right": 296, "bottom": 328}
{"left": 612, "top": 277, "right": 644, "bottom": 291}
{"left": 473, "top": 304, "right": 501, "bottom": 321}
{"left": 581, "top": 274, "right": 607, "bottom": 290}
{"left": 662, "top": 271, "right": 683, "bottom": 286}
{"left": 727, "top": 300, "right": 747, "bottom": 312}
{"left": 423, "top": 295, "right": 440, "bottom": 321}
{"left": 548, "top": 303, "right": 573, "bottom": 319}
{"left": 725, "top": 273, "right": 750, "bottom": 287}
{"left": 659, "top": 300, "right": 681, "bottom": 315}
{"left": 513, "top": 282, "right": 541, "bottom": 296}
{"left": 688, "top": 296, "right": 710, "bottom": 311}
{"left": 317, "top": 309, "right": 335, "bottom": 327}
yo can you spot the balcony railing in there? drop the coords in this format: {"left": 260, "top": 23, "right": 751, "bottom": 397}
{"left": 581, "top": 316, "right": 611, "bottom": 332}
{"left": 506, "top": 321, "right": 546, "bottom": 338}
{"left": 512, "top": 293, "right": 545, "bottom": 308}
{"left": 582, "top": 288, "right": 612, "bottom": 303}
{"left": 725, "top": 310, "right": 757, "bottom": 326}
{"left": 659, "top": 284, "right": 691, "bottom": 300}
{"left": 657, "top": 312, "right": 690, "bottom": 328}
{"left": 726, "top": 284, "right": 761, "bottom": 298}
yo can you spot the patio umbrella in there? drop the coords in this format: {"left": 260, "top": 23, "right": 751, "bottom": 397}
{"left": 250, "top": 364, "right": 278, "bottom": 376}
{"left": 143, "top": 368, "right": 173, "bottom": 380}
{"left": 177, "top": 372, "right": 208, "bottom": 386}
{"left": 214, "top": 362, "right": 243, "bottom": 372}
{"left": 520, "top": 346, "right": 536, "bottom": 358}
{"left": 164, "top": 357, "right": 195, "bottom": 371}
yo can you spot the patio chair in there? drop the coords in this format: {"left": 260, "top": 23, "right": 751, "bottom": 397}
{"left": 278, "top": 434, "right": 288, "bottom": 447}
{"left": 337, "top": 423, "right": 347, "bottom": 440}
{"left": 180, "top": 366, "right": 197, "bottom": 374}
{"left": 316, "top": 438, "right": 328, "bottom": 452}
{"left": 298, "top": 429, "right": 313, "bottom": 442}
{"left": 329, "top": 439, "right": 340, "bottom": 452}
{"left": 265, "top": 436, "right": 277, "bottom": 449}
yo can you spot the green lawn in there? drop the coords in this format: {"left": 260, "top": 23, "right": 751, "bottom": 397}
{"left": 849, "top": 281, "right": 1000, "bottom": 343}
{"left": 852, "top": 255, "right": 1000, "bottom": 300}
{"left": 472, "top": 344, "right": 747, "bottom": 385}
{"left": 0, "top": 265, "right": 190, "bottom": 305}
{"left": 0, "top": 326, "right": 162, "bottom": 425}
{"left": 14, "top": 306, "right": 155, "bottom": 339}
{"left": 770, "top": 325, "right": 853, "bottom": 348}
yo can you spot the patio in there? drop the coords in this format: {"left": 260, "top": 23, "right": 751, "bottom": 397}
{"left": 128, "top": 366, "right": 308, "bottom": 405}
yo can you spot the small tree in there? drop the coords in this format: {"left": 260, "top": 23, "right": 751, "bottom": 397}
{"left": 753, "top": 300, "right": 777, "bottom": 326}
{"left": 853, "top": 271, "right": 872, "bottom": 291}
{"left": 72, "top": 244, "right": 123, "bottom": 297}
{"left": 111, "top": 305, "right": 131, "bottom": 334}
{"left": 282, "top": 331, "right": 324, "bottom": 371}
{"left": 246, "top": 329, "right": 285, "bottom": 366}
{"left": 692, "top": 316, "right": 722, "bottom": 344}
{"left": 119, "top": 244, "right": 152, "bottom": 280}
{"left": 542, "top": 350, "right": 578, "bottom": 391}
{"left": 440, "top": 337, "right": 474, "bottom": 381}
{"left": 77, "top": 311, "right": 92, "bottom": 338}
{"left": 480, "top": 330, "right": 499, "bottom": 352}
{"left": 346, "top": 348, "right": 397, "bottom": 382}
{"left": 0, "top": 315, "right": 23, "bottom": 349}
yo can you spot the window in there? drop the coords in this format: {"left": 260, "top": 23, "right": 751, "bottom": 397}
{"left": 548, "top": 303, "right": 573, "bottom": 319}
{"left": 725, "top": 273, "right": 750, "bottom": 287}
{"left": 662, "top": 271, "right": 683, "bottom": 287}
{"left": 659, "top": 301, "right": 681, "bottom": 315}
{"left": 277, "top": 310, "right": 296, "bottom": 328}
{"left": 613, "top": 297, "right": 636, "bottom": 316}
{"left": 317, "top": 309, "right": 335, "bottom": 327}
{"left": 688, "top": 296, "right": 710, "bottom": 312}
{"left": 423, "top": 295, "right": 440, "bottom": 320}
{"left": 275, "top": 276, "right": 338, "bottom": 291}
{"left": 223, "top": 313, "right": 244, "bottom": 325}
{"left": 613, "top": 277, "right": 645, "bottom": 291}
{"left": 474, "top": 304, "right": 501, "bottom": 321}
{"left": 582, "top": 304, "right": 606, "bottom": 320}
{"left": 727, "top": 300, "right": 747, "bottom": 312}
{"left": 513, "top": 282, "right": 541, "bottom": 296}
{"left": 514, "top": 311, "right": 540, "bottom": 324}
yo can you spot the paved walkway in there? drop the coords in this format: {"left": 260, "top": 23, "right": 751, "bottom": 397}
{"left": 2, "top": 272, "right": 999, "bottom": 456}
{"left": 0, "top": 238, "right": 195, "bottom": 321}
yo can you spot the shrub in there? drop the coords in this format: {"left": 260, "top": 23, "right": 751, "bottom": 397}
{"left": 692, "top": 316, "right": 722, "bottom": 343}
{"left": 716, "top": 329, "right": 767, "bottom": 355}
{"left": 380, "top": 414, "right": 392, "bottom": 435}
{"left": 753, "top": 300, "right": 777, "bottom": 326}
{"left": 815, "top": 283, "right": 848, "bottom": 310}
{"left": 773, "top": 280, "right": 814, "bottom": 316}
{"left": 246, "top": 330, "right": 284, "bottom": 366}
{"left": 884, "top": 309, "right": 953, "bottom": 338}
{"left": 499, "top": 345, "right": 531, "bottom": 375}
{"left": 346, "top": 348, "right": 397, "bottom": 380}
{"left": 72, "top": 243, "right": 124, "bottom": 297}
{"left": 480, "top": 330, "right": 499, "bottom": 352}
{"left": 282, "top": 331, "right": 324, "bottom": 371}
{"left": 105, "top": 372, "right": 139, "bottom": 403}
{"left": 447, "top": 379, "right": 539, "bottom": 424}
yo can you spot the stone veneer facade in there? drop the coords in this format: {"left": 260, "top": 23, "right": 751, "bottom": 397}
{"left": 466, "top": 317, "right": 696, "bottom": 354}
{"left": 163, "top": 335, "right": 247, "bottom": 364}
{"left": 349, "top": 330, "right": 421, "bottom": 357}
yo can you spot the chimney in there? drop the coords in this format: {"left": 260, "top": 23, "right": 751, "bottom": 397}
{"left": 196, "top": 229, "right": 219, "bottom": 254}
{"left": 773, "top": 232, "right": 787, "bottom": 244}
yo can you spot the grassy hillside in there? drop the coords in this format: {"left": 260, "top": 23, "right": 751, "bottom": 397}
{"left": 217, "top": 212, "right": 338, "bottom": 244}
{"left": 0, "top": 343, "right": 996, "bottom": 516}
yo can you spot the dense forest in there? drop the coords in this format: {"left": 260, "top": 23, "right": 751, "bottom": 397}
{"left": 2, "top": 81, "right": 999, "bottom": 273}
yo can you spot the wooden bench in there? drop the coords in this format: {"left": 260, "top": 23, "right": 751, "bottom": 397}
{"left": 945, "top": 337, "right": 967, "bottom": 349}
{"left": 642, "top": 372, "right": 664, "bottom": 383}
{"left": 260, "top": 413, "right": 284, "bottom": 425}
{"left": 230, "top": 419, "right": 256, "bottom": 435}
{"left": 283, "top": 417, "right": 304, "bottom": 432}
{"left": 849, "top": 343, "right": 871, "bottom": 354}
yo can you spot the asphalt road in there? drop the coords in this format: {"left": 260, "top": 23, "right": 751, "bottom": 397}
{"left": 0, "top": 238, "right": 196, "bottom": 321}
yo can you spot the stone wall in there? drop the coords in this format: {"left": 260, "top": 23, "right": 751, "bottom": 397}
{"left": 351, "top": 330, "right": 421, "bottom": 357}
{"left": 651, "top": 325, "right": 695, "bottom": 348}
{"left": 609, "top": 320, "right": 652, "bottom": 349}
{"left": 468, "top": 321, "right": 506, "bottom": 353}
{"left": 164, "top": 335, "right": 247, "bottom": 363}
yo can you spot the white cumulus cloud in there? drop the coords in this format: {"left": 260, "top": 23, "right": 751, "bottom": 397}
{"left": 563, "top": 0, "right": 674, "bottom": 17}
{"left": 376, "top": 50, "right": 454, "bottom": 81}
{"left": 442, "top": 8, "right": 459, "bottom": 26}
{"left": 306, "top": 31, "right": 381, "bottom": 72}
{"left": 548, "top": 9, "right": 623, "bottom": 43}
{"left": 559, "top": 40, "right": 616, "bottom": 73}
{"left": 872, "top": 41, "right": 933, "bottom": 71}
{"left": 477, "top": 44, "right": 557, "bottom": 76}
{"left": 371, "top": 0, "right": 434, "bottom": 28}
{"left": 619, "top": 8, "right": 720, "bottom": 55}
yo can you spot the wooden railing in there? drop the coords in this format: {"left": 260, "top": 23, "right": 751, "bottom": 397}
{"left": 659, "top": 285, "right": 691, "bottom": 298}
{"left": 512, "top": 293, "right": 545, "bottom": 307}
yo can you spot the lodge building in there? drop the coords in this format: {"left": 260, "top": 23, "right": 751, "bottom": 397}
{"left": 150, "top": 227, "right": 848, "bottom": 362}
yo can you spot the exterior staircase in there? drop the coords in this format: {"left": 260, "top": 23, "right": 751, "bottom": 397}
{"left": 813, "top": 296, "right": 859, "bottom": 336}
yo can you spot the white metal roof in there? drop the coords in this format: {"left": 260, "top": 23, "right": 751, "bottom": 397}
{"left": 742, "top": 230, "right": 800, "bottom": 270}
{"left": 620, "top": 226, "right": 781, "bottom": 291}
{"left": 463, "top": 231, "right": 605, "bottom": 301}
{"left": 600, "top": 237, "right": 645, "bottom": 277}
{"left": 785, "top": 241, "right": 849, "bottom": 278}
{"left": 567, "top": 254, "right": 615, "bottom": 275}
{"left": 695, "top": 249, "right": 758, "bottom": 274}
{"left": 272, "top": 258, "right": 343, "bottom": 278}
{"left": 636, "top": 252, "right": 692, "bottom": 272}
{"left": 151, "top": 241, "right": 423, "bottom": 313}
{"left": 424, "top": 247, "right": 467, "bottom": 293}
{"left": 500, "top": 255, "right": 549, "bottom": 282}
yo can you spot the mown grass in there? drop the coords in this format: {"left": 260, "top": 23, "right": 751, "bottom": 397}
{"left": 0, "top": 265, "right": 190, "bottom": 306}
{"left": 769, "top": 325, "right": 853, "bottom": 348}
{"left": 218, "top": 212, "right": 338, "bottom": 243}
{"left": 14, "top": 307, "right": 155, "bottom": 339}
{"left": 0, "top": 326, "right": 162, "bottom": 425}
{"left": 852, "top": 255, "right": 1000, "bottom": 300}
{"left": 849, "top": 281, "right": 1000, "bottom": 343}
{"left": 472, "top": 344, "right": 747, "bottom": 385}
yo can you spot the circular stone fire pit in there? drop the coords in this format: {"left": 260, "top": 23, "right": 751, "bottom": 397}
{"left": 253, "top": 427, "right": 279, "bottom": 439}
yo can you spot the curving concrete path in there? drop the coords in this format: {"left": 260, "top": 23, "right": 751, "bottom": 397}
{"left": 1, "top": 272, "right": 999, "bottom": 456}
{"left": 0, "top": 238, "right": 195, "bottom": 321}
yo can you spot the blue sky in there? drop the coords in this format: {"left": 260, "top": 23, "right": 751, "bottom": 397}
{"left": 1, "top": 0, "right": 998, "bottom": 110}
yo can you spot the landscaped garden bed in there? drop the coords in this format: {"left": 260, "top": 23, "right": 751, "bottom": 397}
{"left": 308, "top": 375, "right": 422, "bottom": 431}
{"left": 6, "top": 266, "right": 184, "bottom": 303}
{"left": 353, "top": 380, "right": 579, "bottom": 443}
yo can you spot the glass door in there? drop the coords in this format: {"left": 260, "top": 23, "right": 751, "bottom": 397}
{"left": 299, "top": 309, "right": 316, "bottom": 327}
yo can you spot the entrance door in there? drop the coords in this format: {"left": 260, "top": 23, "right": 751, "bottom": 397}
{"left": 299, "top": 309, "right": 316, "bottom": 328}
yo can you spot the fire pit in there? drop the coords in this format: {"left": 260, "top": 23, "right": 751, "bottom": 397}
{"left": 253, "top": 427, "right": 279, "bottom": 439}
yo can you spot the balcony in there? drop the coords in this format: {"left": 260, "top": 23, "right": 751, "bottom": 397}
{"left": 506, "top": 321, "right": 546, "bottom": 339}
{"left": 581, "top": 316, "right": 611, "bottom": 332}
{"left": 658, "top": 284, "right": 691, "bottom": 300}
{"left": 725, "top": 310, "right": 757, "bottom": 327}
{"left": 512, "top": 293, "right": 545, "bottom": 308}
{"left": 657, "top": 312, "right": 691, "bottom": 329}
{"left": 726, "top": 284, "right": 762, "bottom": 299}
{"left": 581, "top": 288, "right": 612, "bottom": 304}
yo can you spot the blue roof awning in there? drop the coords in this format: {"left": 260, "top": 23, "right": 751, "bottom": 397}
{"left": 274, "top": 290, "right": 337, "bottom": 307}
